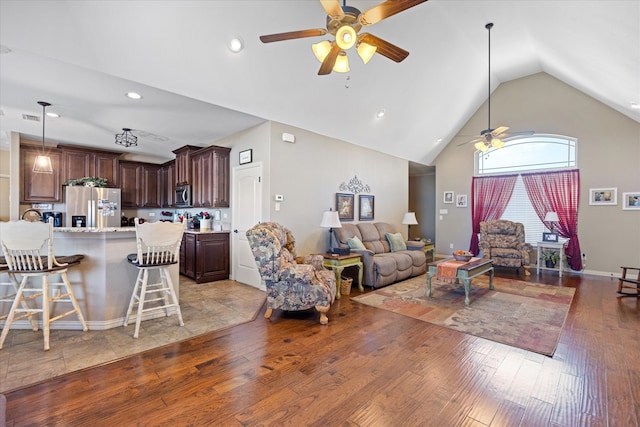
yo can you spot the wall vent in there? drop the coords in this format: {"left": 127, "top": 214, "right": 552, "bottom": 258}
{"left": 22, "top": 114, "right": 40, "bottom": 122}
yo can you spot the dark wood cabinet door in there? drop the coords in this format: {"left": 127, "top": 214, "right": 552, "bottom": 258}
{"left": 94, "top": 152, "right": 120, "bottom": 187}
{"left": 212, "top": 148, "right": 230, "bottom": 207}
{"left": 190, "top": 154, "right": 203, "bottom": 207}
{"left": 119, "top": 161, "right": 141, "bottom": 208}
{"left": 61, "top": 149, "right": 91, "bottom": 184}
{"left": 172, "top": 145, "right": 199, "bottom": 186}
{"left": 179, "top": 234, "right": 186, "bottom": 275}
{"left": 21, "top": 146, "right": 62, "bottom": 203}
{"left": 184, "top": 233, "right": 197, "bottom": 279}
{"left": 161, "top": 161, "right": 175, "bottom": 208}
{"left": 141, "top": 164, "right": 161, "bottom": 208}
{"left": 199, "top": 150, "right": 214, "bottom": 207}
{"left": 195, "top": 233, "right": 230, "bottom": 283}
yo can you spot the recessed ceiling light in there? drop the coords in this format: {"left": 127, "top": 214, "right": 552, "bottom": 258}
{"left": 436, "top": 138, "right": 443, "bottom": 143}
{"left": 376, "top": 108, "right": 386, "bottom": 119}
{"left": 228, "top": 37, "right": 244, "bottom": 53}
{"left": 631, "top": 102, "right": 639, "bottom": 109}
{"left": 125, "top": 92, "right": 143, "bottom": 100}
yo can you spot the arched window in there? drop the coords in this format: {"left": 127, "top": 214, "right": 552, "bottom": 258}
{"left": 474, "top": 135, "right": 577, "bottom": 245}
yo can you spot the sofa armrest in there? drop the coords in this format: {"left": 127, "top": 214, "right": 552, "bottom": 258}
{"left": 405, "top": 240, "right": 424, "bottom": 251}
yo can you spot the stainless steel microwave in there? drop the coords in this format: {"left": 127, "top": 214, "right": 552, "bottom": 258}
{"left": 175, "top": 184, "right": 192, "bottom": 207}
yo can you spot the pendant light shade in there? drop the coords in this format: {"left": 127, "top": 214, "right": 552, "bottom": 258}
{"left": 357, "top": 41, "right": 377, "bottom": 64}
{"left": 312, "top": 40, "right": 332, "bottom": 62}
{"left": 33, "top": 101, "right": 53, "bottom": 174}
{"left": 332, "top": 51, "right": 350, "bottom": 73}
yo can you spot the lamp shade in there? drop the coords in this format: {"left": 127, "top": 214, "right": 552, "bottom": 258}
{"left": 320, "top": 211, "right": 341, "bottom": 228}
{"left": 402, "top": 212, "right": 418, "bottom": 225}
{"left": 544, "top": 212, "right": 559, "bottom": 222}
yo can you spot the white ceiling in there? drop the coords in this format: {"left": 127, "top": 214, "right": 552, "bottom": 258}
{"left": 1, "top": 0, "right": 639, "bottom": 165}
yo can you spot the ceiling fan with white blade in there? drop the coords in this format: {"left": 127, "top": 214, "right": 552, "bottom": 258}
{"left": 259, "top": 0, "right": 428, "bottom": 75}
{"left": 458, "top": 22, "right": 533, "bottom": 152}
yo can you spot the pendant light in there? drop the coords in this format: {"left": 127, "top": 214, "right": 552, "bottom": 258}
{"left": 32, "top": 101, "right": 53, "bottom": 174}
{"left": 115, "top": 128, "right": 138, "bottom": 147}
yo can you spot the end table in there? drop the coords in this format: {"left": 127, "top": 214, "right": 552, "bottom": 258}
{"left": 320, "top": 253, "right": 364, "bottom": 299}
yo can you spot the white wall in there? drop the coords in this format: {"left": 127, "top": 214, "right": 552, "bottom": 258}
{"left": 434, "top": 72, "right": 640, "bottom": 276}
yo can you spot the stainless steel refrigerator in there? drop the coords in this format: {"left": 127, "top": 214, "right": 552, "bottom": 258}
{"left": 65, "top": 186, "right": 121, "bottom": 228}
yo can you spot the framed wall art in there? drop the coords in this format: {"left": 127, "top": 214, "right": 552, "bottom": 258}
{"left": 622, "top": 192, "right": 640, "bottom": 210}
{"left": 239, "top": 149, "right": 253, "bottom": 165}
{"left": 335, "top": 193, "right": 354, "bottom": 221}
{"left": 456, "top": 194, "right": 468, "bottom": 207}
{"left": 542, "top": 232, "right": 559, "bottom": 242}
{"left": 589, "top": 187, "right": 617, "bottom": 205}
{"left": 359, "top": 195, "right": 375, "bottom": 221}
{"left": 443, "top": 191, "right": 454, "bottom": 204}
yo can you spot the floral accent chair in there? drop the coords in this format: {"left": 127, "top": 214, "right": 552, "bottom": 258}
{"left": 479, "top": 220, "right": 533, "bottom": 275}
{"left": 246, "top": 222, "right": 336, "bottom": 324}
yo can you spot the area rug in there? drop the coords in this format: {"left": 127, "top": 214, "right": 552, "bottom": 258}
{"left": 352, "top": 274, "right": 574, "bottom": 356}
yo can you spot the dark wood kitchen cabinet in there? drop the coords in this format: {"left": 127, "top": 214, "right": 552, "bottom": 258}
{"left": 60, "top": 146, "right": 120, "bottom": 187}
{"left": 119, "top": 160, "right": 161, "bottom": 208}
{"left": 191, "top": 145, "right": 230, "bottom": 208}
{"left": 172, "top": 145, "right": 199, "bottom": 186}
{"left": 160, "top": 160, "right": 175, "bottom": 208}
{"left": 20, "top": 145, "right": 62, "bottom": 203}
{"left": 180, "top": 232, "right": 230, "bottom": 283}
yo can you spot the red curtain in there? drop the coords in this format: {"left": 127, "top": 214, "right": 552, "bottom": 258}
{"left": 522, "top": 169, "right": 582, "bottom": 270}
{"left": 469, "top": 174, "right": 518, "bottom": 255}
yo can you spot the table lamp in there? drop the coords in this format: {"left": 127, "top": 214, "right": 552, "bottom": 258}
{"left": 320, "top": 209, "right": 342, "bottom": 253}
{"left": 544, "top": 211, "right": 559, "bottom": 233}
{"left": 402, "top": 212, "right": 418, "bottom": 239}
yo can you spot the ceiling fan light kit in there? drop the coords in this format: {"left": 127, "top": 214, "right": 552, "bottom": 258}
{"left": 259, "top": 0, "right": 427, "bottom": 75}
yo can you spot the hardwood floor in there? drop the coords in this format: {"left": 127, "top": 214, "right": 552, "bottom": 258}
{"left": 3, "top": 271, "right": 639, "bottom": 426}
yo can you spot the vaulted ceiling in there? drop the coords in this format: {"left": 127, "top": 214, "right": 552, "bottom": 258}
{"left": 1, "top": 1, "right": 638, "bottom": 166}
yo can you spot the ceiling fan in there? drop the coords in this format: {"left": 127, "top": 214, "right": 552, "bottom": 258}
{"left": 259, "top": 0, "right": 428, "bottom": 75}
{"left": 459, "top": 22, "right": 533, "bottom": 152}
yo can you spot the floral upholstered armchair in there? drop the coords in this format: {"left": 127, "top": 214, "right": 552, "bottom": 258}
{"left": 479, "top": 220, "right": 532, "bottom": 275}
{"left": 246, "top": 222, "right": 336, "bottom": 324}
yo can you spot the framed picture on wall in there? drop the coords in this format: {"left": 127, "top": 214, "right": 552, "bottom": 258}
{"left": 589, "top": 187, "right": 617, "bottom": 205}
{"left": 443, "top": 191, "right": 454, "bottom": 204}
{"left": 335, "top": 193, "right": 354, "bottom": 221}
{"left": 622, "top": 192, "right": 640, "bottom": 210}
{"left": 456, "top": 194, "right": 468, "bottom": 207}
{"left": 239, "top": 149, "right": 252, "bottom": 165}
{"left": 359, "top": 195, "right": 375, "bottom": 221}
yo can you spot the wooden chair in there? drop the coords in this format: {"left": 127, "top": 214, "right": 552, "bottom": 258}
{"left": 0, "top": 219, "right": 88, "bottom": 351}
{"left": 618, "top": 266, "right": 640, "bottom": 297}
{"left": 124, "top": 218, "right": 185, "bottom": 338}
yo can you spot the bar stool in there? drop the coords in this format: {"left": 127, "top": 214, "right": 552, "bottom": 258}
{"left": 124, "top": 218, "right": 185, "bottom": 338}
{"left": 0, "top": 219, "right": 88, "bottom": 351}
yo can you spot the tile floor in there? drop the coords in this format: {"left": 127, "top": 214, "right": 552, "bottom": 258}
{"left": 0, "top": 277, "right": 265, "bottom": 393}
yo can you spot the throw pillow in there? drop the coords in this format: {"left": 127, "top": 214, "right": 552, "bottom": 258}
{"left": 385, "top": 232, "right": 407, "bottom": 252}
{"left": 347, "top": 236, "right": 366, "bottom": 250}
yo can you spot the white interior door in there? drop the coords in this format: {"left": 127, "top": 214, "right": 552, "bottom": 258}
{"left": 232, "top": 163, "right": 263, "bottom": 289}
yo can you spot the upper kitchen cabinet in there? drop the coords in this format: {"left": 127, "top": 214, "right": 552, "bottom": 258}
{"left": 160, "top": 160, "right": 175, "bottom": 208}
{"left": 20, "top": 145, "right": 62, "bottom": 203}
{"left": 119, "top": 160, "right": 161, "bottom": 208}
{"left": 172, "top": 145, "right": 200, "bottom": 186}
{"left": 191, "top": 145, "right": 230, "bottom": 208}
{"left": 60, "top": 146, "right": 120, "bottom": 187}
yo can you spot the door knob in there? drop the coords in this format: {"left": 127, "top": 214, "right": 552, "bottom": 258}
{"left": 233, "top": 229, "right": 238, "bottom": 233}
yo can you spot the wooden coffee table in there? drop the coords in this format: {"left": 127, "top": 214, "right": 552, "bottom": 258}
{"left": 425, "top": 258, "right": 494, "bottom": 305}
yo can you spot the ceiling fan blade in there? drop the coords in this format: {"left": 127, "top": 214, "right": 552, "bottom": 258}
{"left": 359, "top": 33, "right": 409, "bottom": 62}
{"left": 319, "top": 0, "right": 344, "bottom": 19}
{"left": 318, "top": 43, "right": 342, "bottom": 75}
{"left": 358, "top": 0, "right": 429, "bottom": 26}
{"left": 457, "top": 138, "right": 482, "bottom": 147}
{"left": 505, "top": 130, "right": 535, "bottom": 137}
{"left": 491, "top": 126, "right": 510, "bottom": 136}
{"left": 260, "top": 29, "right": 327, "bottom": 43}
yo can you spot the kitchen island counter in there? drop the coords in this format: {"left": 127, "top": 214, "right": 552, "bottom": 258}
{"left": 49, "top": 228, "right": 179, "bottom": 330}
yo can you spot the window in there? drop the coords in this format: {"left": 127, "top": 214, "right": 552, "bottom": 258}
{"left": 475, "top": 135, "right": 577, "bottom": 245}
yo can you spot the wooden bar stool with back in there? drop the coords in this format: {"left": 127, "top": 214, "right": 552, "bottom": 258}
{"left": 0, "top": 218, "right": 88, "bottom": 351}
{"left": 124, "top": 218, "right": 185, "bottom": 338}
